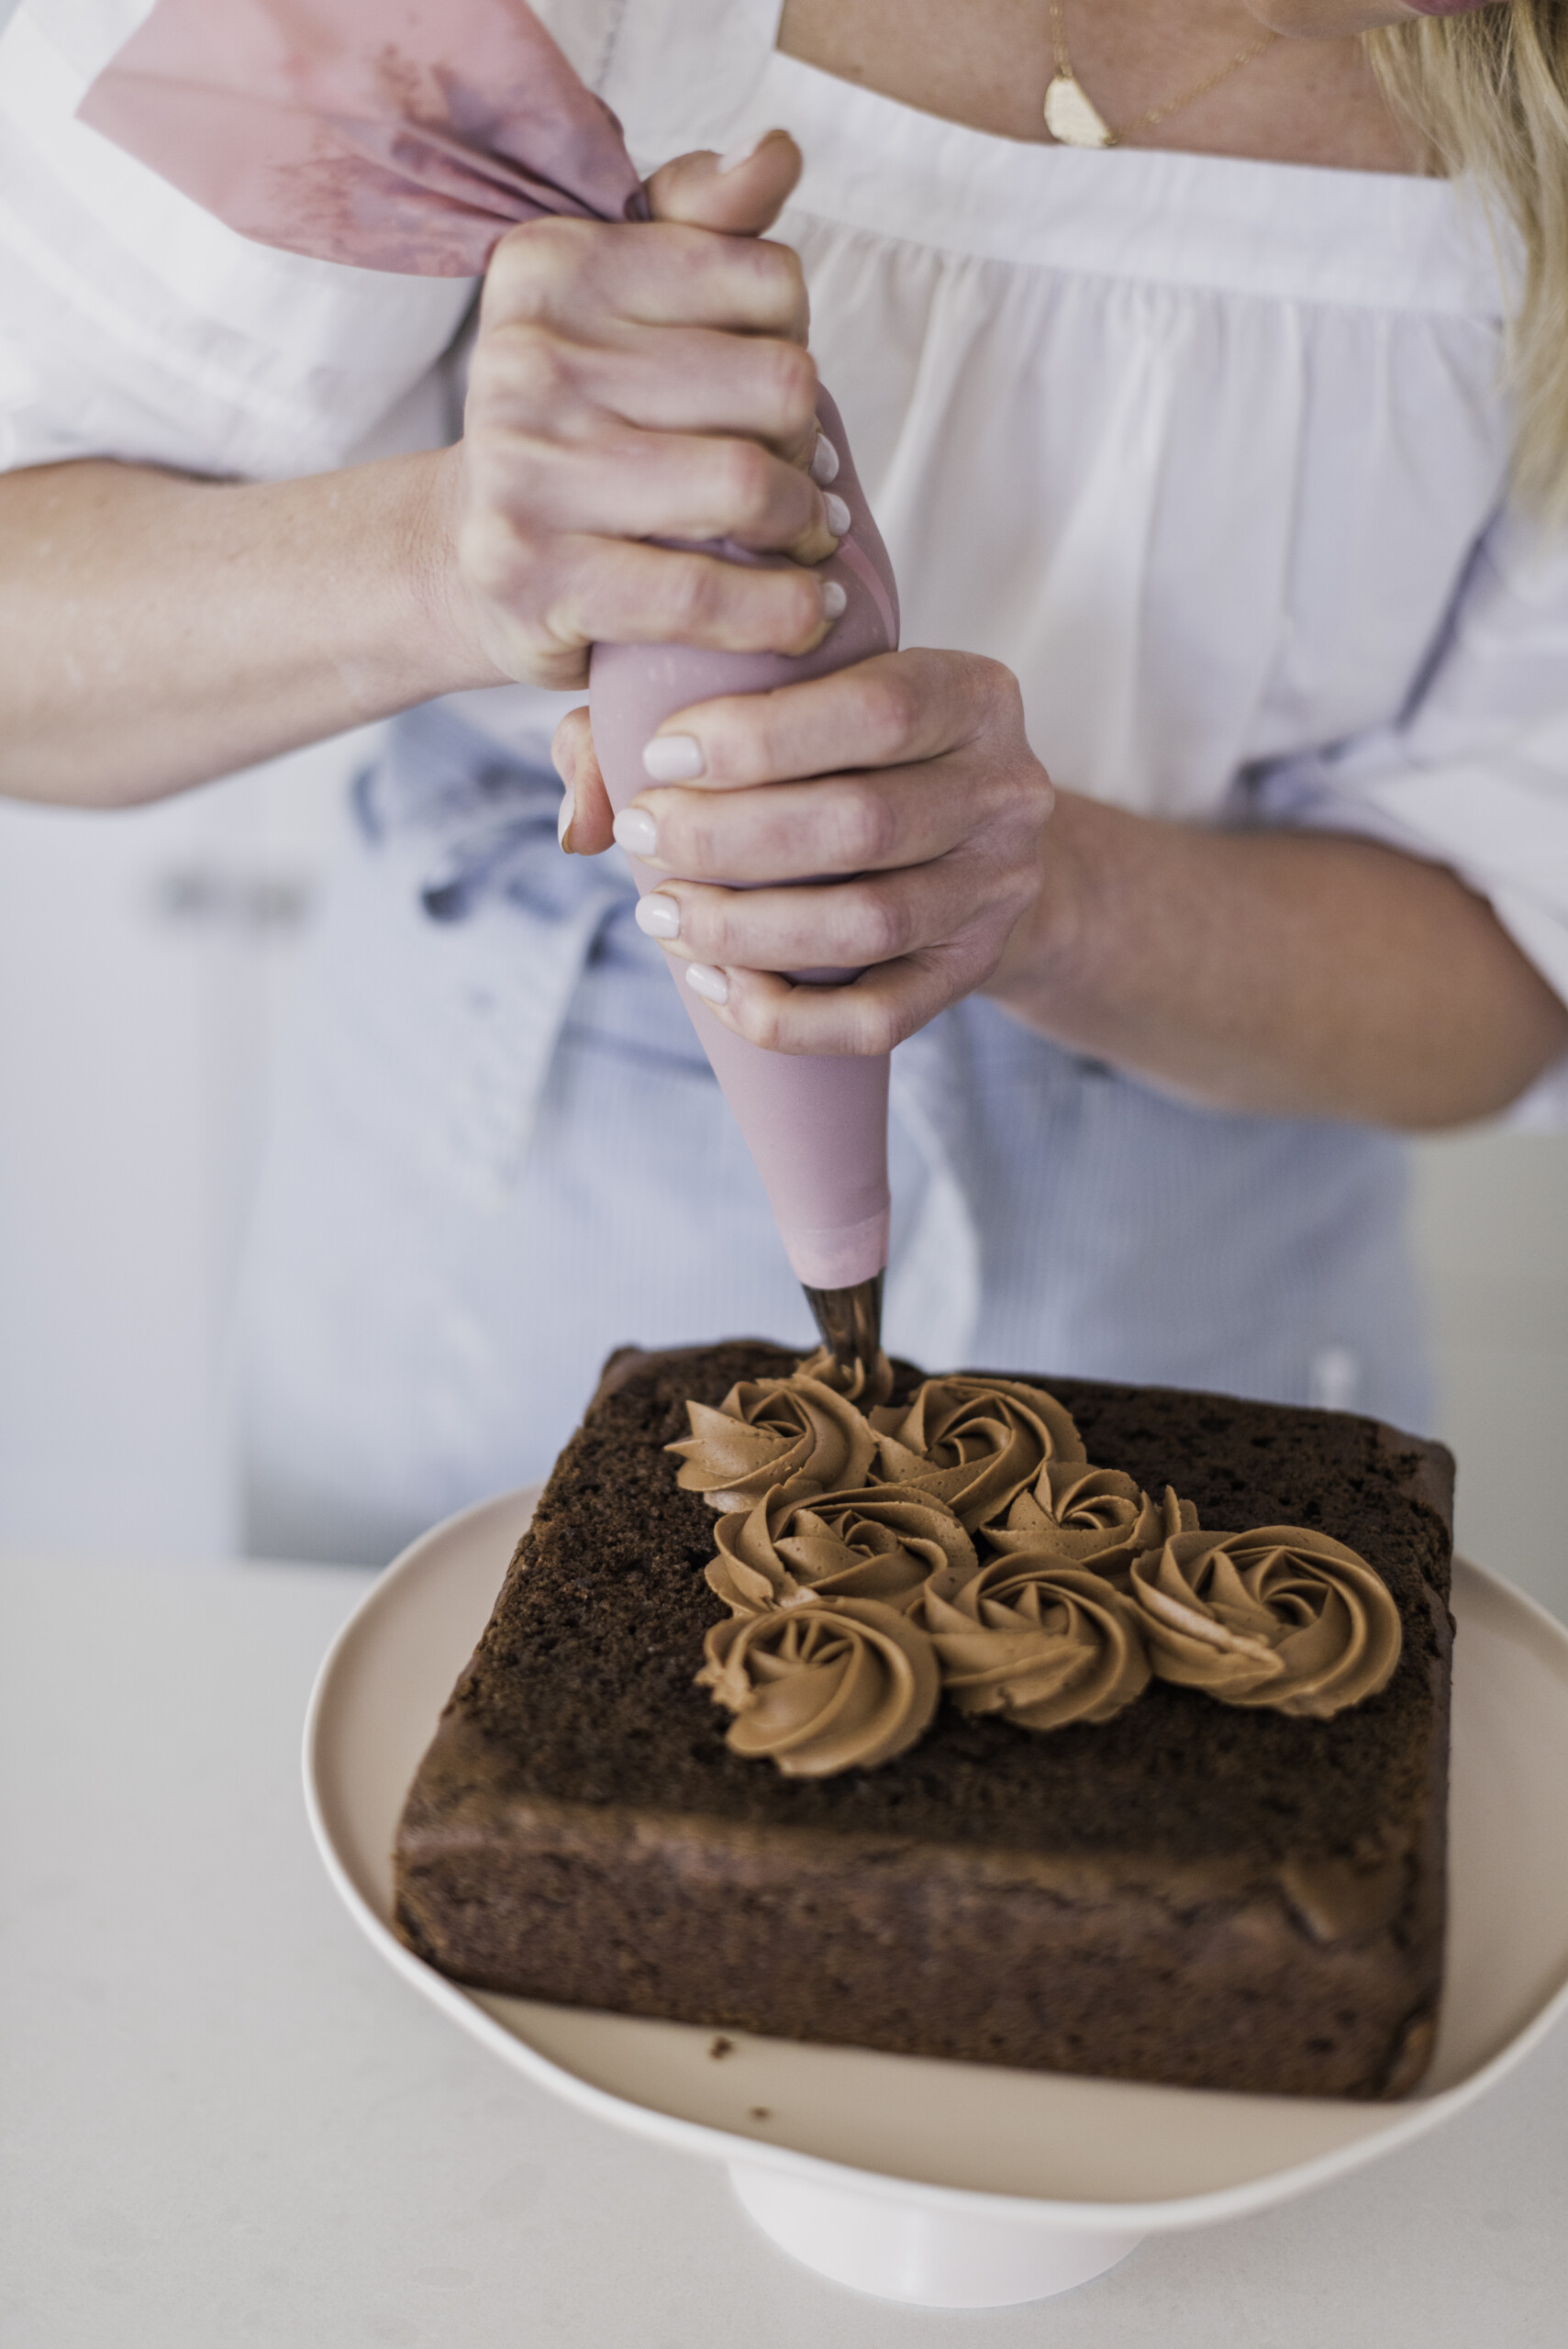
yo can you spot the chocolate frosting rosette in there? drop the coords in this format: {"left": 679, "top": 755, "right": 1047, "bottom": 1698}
{"left": 912, "top": 1556, "right": 1151, "bottom": 1731}
{"left": 706, "top": 1482, "right": 976, "bottom": 1616}
{"left": 698, "top": 1598, "right": 940, "bottom": 1776}
{"left": 1129, "top": 1525, "right": 1403, "bottom": 1718}
{"left": 870, "top": 1376, "right": 1086, "bottom": 1531}
{"left": 667, "top": 1368, "right": 878, "bottom": 1510}
{"left": 985, "top": 1464, "right": 1196, "bottom": 1577}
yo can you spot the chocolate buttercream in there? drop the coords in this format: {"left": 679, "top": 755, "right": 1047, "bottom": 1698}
{"left": 795, "top": 1346, "right": 896, "bottom": 1408}
{"left": 667, "top": 1373, "right": 877, "bottom": 1510}
{"left": 698, "top": 1597, "right": 940, "bottom": 1776}
{"left": 706, "top": 1483, "right": 975, "bottom": 1617}
{"left": 1129, "top": 1525, "right": 1403, "bottom": 1718}
{"left": 913, "top": 1556, "right": 1151, "bottom": 1731}
{"left": 985, "top": 1466, "right": 1196, "bottom": 1575}
{"left": 870, "top": 1375, "right": 1087, "bottom": 1531}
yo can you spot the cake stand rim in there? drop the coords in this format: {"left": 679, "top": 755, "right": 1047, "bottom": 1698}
{"left": 303, "top": 1486, "right": 1568, "bottom": 2238}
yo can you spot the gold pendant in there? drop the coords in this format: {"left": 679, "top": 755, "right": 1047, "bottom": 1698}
{"left": 1043, "top": 73, "right": 1114, "bottom": 149}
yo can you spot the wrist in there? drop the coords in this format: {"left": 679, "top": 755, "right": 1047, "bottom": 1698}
{"left": 393, "top": 442, "right": 511, "bottom": 697}
{"left": 983, "top": 787, "right": 1128, "bottom": 1030}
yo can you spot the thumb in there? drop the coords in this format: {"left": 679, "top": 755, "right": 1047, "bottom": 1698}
{"left": 644, "top": 128, "right": 803, "bottom": 237}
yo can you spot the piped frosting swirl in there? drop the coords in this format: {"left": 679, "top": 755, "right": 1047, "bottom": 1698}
{"left": 1128, "top": 1525, "right": 1403, "bottom": 1718}
{"left": 667, "top": 1371, "right": 877, "bottom": 1510}
{"left": 698, "top": 1597, "right": 940, "bottom": 1775}
{"left": 870, "top": 1375, "right": 1087, "bottom": 1530}
{"left": 706, "top": 1483, "right": 976, "bottom": 1617}
{"left": 985, "top": 1465, "right": 1196, "bottom": 1576}
{"left": 913, "top": 1556, "right": 1151, "bottom": 1730}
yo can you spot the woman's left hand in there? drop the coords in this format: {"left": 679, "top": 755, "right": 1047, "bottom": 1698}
{"left": 552, "top": 648, "right": 1054, "bottom": 1054}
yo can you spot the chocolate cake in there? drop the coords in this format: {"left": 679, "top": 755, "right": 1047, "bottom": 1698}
{"left": 394, "top": 1343, "right": 1454, "bottom": 2099}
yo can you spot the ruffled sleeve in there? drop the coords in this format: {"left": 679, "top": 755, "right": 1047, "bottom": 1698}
{"left": 1251, "top": 501, "right": 1568, "bottom": 1121}
{"left": 0, "top": 0, "right": 476, "bottom": 483}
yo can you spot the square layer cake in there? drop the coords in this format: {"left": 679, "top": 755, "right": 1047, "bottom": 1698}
{"left": 394, "top": 1342, "right": 1454, "bottom": 2099}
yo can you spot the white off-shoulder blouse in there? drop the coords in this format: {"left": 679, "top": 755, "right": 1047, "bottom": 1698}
{"left": 5, "top": 0, "right": 1568, "bottom": 1108}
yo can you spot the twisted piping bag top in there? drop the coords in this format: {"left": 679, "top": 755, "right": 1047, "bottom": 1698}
{"left": 80, "top": 0, "right": 897, "bottom": 1293}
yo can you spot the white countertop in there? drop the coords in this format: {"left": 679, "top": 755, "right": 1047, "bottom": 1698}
{"left": 3, "top": 1547, "right": 1565, "bottom": 2348}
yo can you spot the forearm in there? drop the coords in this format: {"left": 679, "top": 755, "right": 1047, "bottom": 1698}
{"left": 0, "top": 449, "right": 495, "bottom": 807}
{"left": 986, "top": 793, "right": 1568, "bottom": 1130}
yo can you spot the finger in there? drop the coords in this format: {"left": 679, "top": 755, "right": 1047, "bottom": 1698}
{"left": 484, "top": 217, "right": 808, "bottom": 343}
{"left": 635, "top": 847, "right": 1036, "bottom": 974}
{"left": 551, "top": 706, "right": 615, "bottom": 856}
{"left": 470, "top": 531, "right": 847, "bottom": 667}
{"left": 645, "top": 131, "right": 804, "bottom": 237}
{"left": 676, "top": 941, "right": 993, "bottom": 1059}
{"left": 486, "top": 425, "right": 841, "bottom": 565}
{"left": 473, "top": 321, "right": 822, "bottom": 460}
{"left": 635, "top": 650, "right": 1013, "bottom": 791}
{"left": 624, "top": 761, "right": 1009, "bottom": 884}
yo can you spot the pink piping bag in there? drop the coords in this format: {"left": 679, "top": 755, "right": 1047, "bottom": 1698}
{"left": 81, "top": 0, "right": 896, "bottom": 1364}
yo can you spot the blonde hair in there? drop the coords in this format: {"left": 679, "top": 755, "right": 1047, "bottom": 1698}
{"left": 1369, "top": 6, "right": 1568, "bottom": 513}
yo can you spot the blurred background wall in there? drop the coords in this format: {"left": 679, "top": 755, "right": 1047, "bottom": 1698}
{"left": 0, "top": 738, "right": 361, "bottom": 1561}
{"left": 2, "top": 750, "right": 1565, "bottom": 1620}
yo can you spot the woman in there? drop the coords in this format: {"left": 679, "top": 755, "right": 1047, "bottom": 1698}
{"left": 3, "top": 0, "right": 1566, "bottom": 1561}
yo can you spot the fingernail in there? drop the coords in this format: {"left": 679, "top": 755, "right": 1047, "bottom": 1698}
{"left": 613, "top": 807, "right": 659, "bottom": 859}
{"left": 810, "top": 432, "right": 840, "bottom": 486}
{"left": 821, "top": 579, "right": 848, "bottom": 620}
{"left": 823, "top": 492, "right": 851, "bottom": 537}
{"left": 717, "top": 127, "right": 771, "bottom": 175}
{"left": 642, "top": 733, "right": 706, "bottom": 783}
{"left": 684, "top": 962, "right": 729, "bottom": 1006}
{"left": 556, "top": 788, "right": 573, "bottom": 852}
{"left": 635, "top": 892, "right": 682, "bottom": 941}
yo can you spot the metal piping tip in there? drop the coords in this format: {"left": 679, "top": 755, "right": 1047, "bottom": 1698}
{"left": 802, "top": 1271, "right": 884, "bottom": 1378}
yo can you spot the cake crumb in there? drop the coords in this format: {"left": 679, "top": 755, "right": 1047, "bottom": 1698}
{"left": 749, "top": 2106, "right": 772, "bottom": 2122}
{"left": 707, "top": 2035, "right": 735, "bottom": 2060}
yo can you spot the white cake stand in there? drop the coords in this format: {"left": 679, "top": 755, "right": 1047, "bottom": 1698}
{"left": 304, "top": 1487, "right": 1568, "bottom": 2310}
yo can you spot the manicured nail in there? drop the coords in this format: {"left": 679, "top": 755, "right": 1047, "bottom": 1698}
{"left": 684, "top": 962, "right": 729, "bottom": 1006}
{"left": 823, "top": 493, "right": 851, "bottom": 537}
{"left": 810, "top": 433, "right": 840, "bottom": 486}
{"left": 821, "top": 579, "right": 848, "bottom": 620}
{"left": 635, "top": 892, "right": 681, "bottom": 941}
{"left": 717, "top": 128, "right": 771, "bottom": 175}
{"left": 556, "top": 789, "right": 573, "bottom": 851}
{"left": 613, "top": 807, "right": 659, "bottom": 859}
{"left": 642, "top": 733, "right": 706, "bottom": 783}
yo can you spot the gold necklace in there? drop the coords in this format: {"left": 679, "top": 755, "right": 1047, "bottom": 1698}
{"left": 1044, "top": 0, "right": 1280, "bottom": 150}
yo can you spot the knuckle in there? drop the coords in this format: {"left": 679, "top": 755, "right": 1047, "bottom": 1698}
{"left": 492, "top": 326, "right": 574, "bottom": 419}
{"left": 975, "top": 654, "right": 1025, "bottom": 729}
{"left": 739, "top": 989, "right": 783, "bottom": 1052}
{"left": 676, "top": 799, "right": 723, "bottom": 874}
{"left": 660, "top": 556, "right": 721, "bottom": 638}
{"left": 484, "top": 217, "right": 583, "bottom": 313}
{"left": 715, "top": 437, "right": 779, "bottom": 529}
{"left": 1000, "top": 855, "right": 1041, "bottom": 918}
{"left": 757, "top": 337, "right": 818, "bottom": 432}
{"left": 855, "top": 885, "right": 914, "bottom": 963}
{"left": 747, "top": 233, "right": 804, "bottom": 302}
{"left": 781, "top": 570, "right": 828, "bottom": 646}
{"left": 704, "top": 893, "right": 747, "bottom": 961}
{"left": 849, "top": 993, "right": 900, "bottom": 1057}
{"left": 861, "top": 667, "right": 922, "bottom": 762}
{"left": 833, "top": 781, "right": 899, "bottom": 868}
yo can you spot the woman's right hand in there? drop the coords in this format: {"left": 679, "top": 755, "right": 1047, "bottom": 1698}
{"left": 437, "top": 132, "right": 849, "bottom": 693}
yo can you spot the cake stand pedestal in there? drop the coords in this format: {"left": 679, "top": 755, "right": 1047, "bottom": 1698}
{"left": 728, "top": 2160, "right": 1141, "bottom": 2305}
{"left": 306, "top": 1486, "right": 1568, "bottom": 2311}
